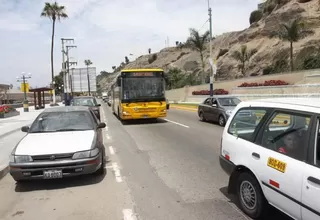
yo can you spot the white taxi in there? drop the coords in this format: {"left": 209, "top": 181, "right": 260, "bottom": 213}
{"left": 219, "top": 98, "right": 320, "bottom": 220}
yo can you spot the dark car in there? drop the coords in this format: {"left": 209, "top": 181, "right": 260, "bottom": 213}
{"left": 198, "top": 96, "right": 256, "bottom": 126}
{"left": 71, "top": 96, "right": 101, "bottom": 120}
{"left": 9, "top": 106, "right": 107, "bottom": 182}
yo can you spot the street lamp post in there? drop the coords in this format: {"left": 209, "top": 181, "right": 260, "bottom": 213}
{"left": 207, "top": 0, "right": 216, "bottom": 97}
{"left": 16, "top": 72, "right": 32, "bottom": 112}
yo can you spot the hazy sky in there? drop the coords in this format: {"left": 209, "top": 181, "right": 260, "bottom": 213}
{"left": 0, "top": 0, "right": 260, "bottom": 88}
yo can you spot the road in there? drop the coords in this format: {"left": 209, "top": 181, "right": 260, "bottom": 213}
{"left": 0, "top": 104, "right": 292, "bottom": 220}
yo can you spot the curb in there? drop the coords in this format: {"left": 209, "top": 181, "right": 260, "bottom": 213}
{"left": 0, "top": 127, "right": 21, "bottom": 139}
{"left": 170, "top": 106, "right": 198, "bottom": 112}
{"left": 0, "top": 165, "right": 9, "bottom": 180}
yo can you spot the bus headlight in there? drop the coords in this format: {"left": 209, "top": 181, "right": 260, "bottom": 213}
{"left": 123, "top": 111, "right": 131, "bottom": 115}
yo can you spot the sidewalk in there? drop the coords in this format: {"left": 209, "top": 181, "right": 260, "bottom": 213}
{"left": 0, "top": 103, "right": 61, "bottom": 138}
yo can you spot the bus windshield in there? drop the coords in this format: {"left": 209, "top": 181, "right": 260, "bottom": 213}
{"left": 122, "top": 77, "right": 165, "bottom": 100}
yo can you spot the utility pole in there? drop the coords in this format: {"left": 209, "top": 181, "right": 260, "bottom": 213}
{"left": 16, "top": 72, "right": 32, "bottom": 112}
{"left": 61, "top": 38, "right": 75, "bottom": 105}
{"left": 208, "top": 0, "right": 215, "bottom": 97}
{"left": 66, "top": 45, "right": 77, "bottom": 97}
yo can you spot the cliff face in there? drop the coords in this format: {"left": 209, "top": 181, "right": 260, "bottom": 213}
{"left": 99, "top": 0, "right": 320, "bottom": 88}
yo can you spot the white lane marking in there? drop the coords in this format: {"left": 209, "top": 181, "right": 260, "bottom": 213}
{"left": 112, "top": 162, "right": 122, "bottom": 182}
{"left": 164, "top": 119, "right": 189, "bottom": 128}
{"left": 109, "top": 146, "right": 115, "bottom": 155}
{"left": 123, "top": 209, "right": 138, "bottom": 220}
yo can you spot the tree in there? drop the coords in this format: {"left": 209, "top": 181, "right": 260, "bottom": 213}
{"left": 112, "top": 66, "right": 116, "bottom": 71}
{"left": 84, "top": 59, "right": 93, "bottom": 95}
{"left": 125, "top": 56, "right": 130, "bottom": 64}
{"left": 231, "top": 45, "right": 257, "bottom": 76}
{"left": 41, "top": 2, "right": 68, "bottom": 99}
{"left": 277, "top": 18, "right": 312, "bottom": 71}
{"left": 186, "top": 28, "right": 210, "bottom": 84}
{"left": 53, "top": 72, "right": 64, "bottom": 95}
{"left": 166, "top": 68, "right": 183, "bottom": 89}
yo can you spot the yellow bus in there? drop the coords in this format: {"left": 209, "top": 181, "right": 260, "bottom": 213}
{"left": 111, "top": 68, "right": 167, "bottom": 120}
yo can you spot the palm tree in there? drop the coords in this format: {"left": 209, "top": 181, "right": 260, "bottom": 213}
{"left": 231, "top": 45, "right": 257, "bottom": 76}
{"left": 277, "top": 18, "right": 311, "bottom": 71}
{"left": 84, "top": 59, "right": 93, "bottom": 95}
{"left": 41, "top": 2, "right": 68, "bottom": 100}
{"left": 186, "top": 28, "right": 210, "bottom": 84}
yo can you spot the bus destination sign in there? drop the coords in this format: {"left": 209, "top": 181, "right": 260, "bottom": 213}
{"left": 132, "top": 72, "right": 154, "bottom": 77}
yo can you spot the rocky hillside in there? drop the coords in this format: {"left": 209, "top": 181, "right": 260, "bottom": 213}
{"left": 99, "top": 0, "right": 320, "bottom": 89}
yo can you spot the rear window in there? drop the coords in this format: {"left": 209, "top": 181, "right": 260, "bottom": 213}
{"left": 72, "top": 98, "right": 97, "bottom": 106}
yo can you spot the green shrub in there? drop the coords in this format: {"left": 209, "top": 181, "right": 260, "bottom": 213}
{"left": 249, "top": 10, "right": 263, "bottom": 24}
{"left": 303, "top": 55, "right": 320, "bottom": 70}
{"left": 263, "top": 66, "right": 274, "bottom": 75}
{"left": 216, "top": 49, "right": 229, "bottom": 59}
{"left": 264, "top": 3, "right": 276, "bottom": 14}
{"left": 148, "top": 54, "right": 158, "bottom": 64}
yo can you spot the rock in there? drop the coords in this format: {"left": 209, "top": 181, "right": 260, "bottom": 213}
{"left": 98, "top": 0, "right": 320, "bottom": 87}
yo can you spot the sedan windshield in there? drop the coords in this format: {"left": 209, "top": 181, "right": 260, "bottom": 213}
{"left": 72, "top": 98, "right": 97, "bottom": 107}
{"left": 218, "top": 97, "right": 241, "bottom": 106}
{"left": 29, "top": 111, "right": 94, "bottom": 133}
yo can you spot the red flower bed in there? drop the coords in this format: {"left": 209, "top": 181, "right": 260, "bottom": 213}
{"left": 238, "top": 80, "right": 289, "bottom": 87}
{"left": 0, "top": 105, "right": 15, "bottom": 114}
{"left": 192, "top": 89, "right": 229, "bottom": 95}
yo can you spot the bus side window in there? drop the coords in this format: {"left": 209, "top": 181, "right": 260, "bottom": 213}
{"left": 117, "top": 77, "right": 121, "bottom": 86}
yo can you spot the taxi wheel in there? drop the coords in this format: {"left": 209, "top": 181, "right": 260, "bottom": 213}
{"left": 236, "top": 172, "right": 268, "bottom": 219}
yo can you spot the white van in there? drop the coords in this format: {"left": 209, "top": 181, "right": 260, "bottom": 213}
{"left": 219, "top": 98, "right": 320, "bottom": 220}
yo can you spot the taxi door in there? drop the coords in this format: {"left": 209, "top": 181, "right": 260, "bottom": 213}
{"left": 301, "top": 118, "right": 320, "bottom": 220}
{"left": 259, "top": 150, "right": 304, "bottom": 220}
{"left": 255, "top": 110, "right": 311, "bottom": 220}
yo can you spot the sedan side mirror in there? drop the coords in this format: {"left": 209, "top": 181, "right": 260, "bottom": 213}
{"left": 97, "top": 104, "right": 101, "bottom": 107}
{"left": 97, "top": 122, "right": 106, "bottom": 129}
{"left": 21, "top": 126, "right": 29, "bottom": 132}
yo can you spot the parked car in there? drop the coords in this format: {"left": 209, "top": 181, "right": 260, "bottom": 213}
{"left": 9, "top": 106, "right": 107, "bottom": 182}
{"left": 220, "top": 98, "right": 320, "bottom": 220}
{"left": 198, "top": 96, "right": 254, "bottom": 126}
{"left": 71, "top": 96, "right": 101, "bottom": 120}
{"left": 107, "top": 99, "right": 112, "bottom": 107}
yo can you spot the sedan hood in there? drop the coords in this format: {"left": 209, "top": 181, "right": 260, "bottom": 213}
{"left": 15, "top": 130, "right": 95, "bottom": 155}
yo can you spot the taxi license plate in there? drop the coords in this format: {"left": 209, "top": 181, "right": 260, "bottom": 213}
{"left": 43, "top": 170, "right": 63, "bottom": 179}
{"left": 267, "top": 157, "right": 287, "bottom": 173}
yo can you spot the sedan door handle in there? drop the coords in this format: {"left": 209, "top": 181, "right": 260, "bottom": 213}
{"left": 252, "top": 152, "right": 260, "bottom": 159}
{"left": 307, "top": 176, "right": 320, "bottom": 186}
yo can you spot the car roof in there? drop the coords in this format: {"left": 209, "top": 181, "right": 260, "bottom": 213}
{"left": 245, "top": 98, "right": 320, "bottom": 108}
{"left": 237, "top": 98, "right": 320, "bottom": 113}
{"left": 42, "top": 106, "right": 91, "bottom": 113}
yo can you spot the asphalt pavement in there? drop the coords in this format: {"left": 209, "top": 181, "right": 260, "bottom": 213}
{"left": 0, "top": 104, "right": 292, "bottom": 220}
